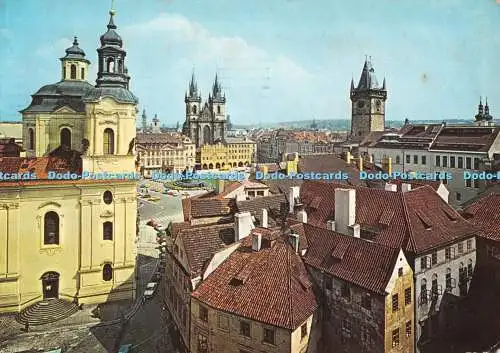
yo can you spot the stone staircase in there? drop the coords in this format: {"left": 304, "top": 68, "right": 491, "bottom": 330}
{"left": 16, "top": 299, "right": 78, "bottom": 326}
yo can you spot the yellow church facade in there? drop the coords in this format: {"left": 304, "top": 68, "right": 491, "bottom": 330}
{"left": 0, "top": 10, "right": 138, "bottom": 313}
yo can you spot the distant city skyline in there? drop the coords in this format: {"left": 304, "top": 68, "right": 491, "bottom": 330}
{"left": 0, "top": 0, "right": 499, "bottom": 124}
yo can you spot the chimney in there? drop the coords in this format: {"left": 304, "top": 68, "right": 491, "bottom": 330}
{"left": 327, "top": 220, "right": 336, "bottom": 231}
{"left": 385, "top": 183, "right": 397, "bottom": 192}
{"left": 216, "top": 179, "right": 225, "bottom": 195}
{"left": 348, "top": 224, "right": 360, "bottom": 238}
{"left": 289, "top": 186, "right": 300, "bottom": 213}
{"left": 357, "top": 157, "right": 363, "bottom": 171}
{"left": 334, "top": 188, "right": 356, "bottom": 236}
{"left": 289, "top": 233, "right": 300, "bottom": 253}
{"left": 259, "top": 208, "right": 268, "bottom": 228}
{"left": 234, "top": 212, "right": 255, "bottom": 241}
{"left": 297, "top": 209, "right": 307, "bottom": 223}
{"left": 252, "top": 232, "right": 262, "bottom": 251}
{"left": 401, "top": 183, "right": 412, "bottom": 193}
{"left": 346, "top": 151, "right": 352, "bottom": 164}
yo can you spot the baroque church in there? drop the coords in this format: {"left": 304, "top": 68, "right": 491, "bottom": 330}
{"left": 350, "top": 58, "right": 387, "bottom": 139}
{"left": 182, "top": 73, "right": 228, "bottom": 149}
{"left": 0, "top": 8, "right": 138, "bottom": 313}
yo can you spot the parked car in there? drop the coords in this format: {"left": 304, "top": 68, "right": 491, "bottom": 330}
{"left": 144, "top": 282, "right": 158, "bottom": 299}
{"left": 118, "top": 344, "right": 132, "bottom": 353}
{"left": 150, "top": 196, "right": 161, "bottom": 202}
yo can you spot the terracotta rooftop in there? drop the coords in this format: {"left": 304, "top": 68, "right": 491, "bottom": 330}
{"left": 300, "top": 223, "right": 400, "bottom": 295}
{"left": 177, "top": 222, "right": 236, "bottom": 278}
{"left": 182, "top": 195, "right": 235, "bottom": 222}
{"left": 366, "top": 179, "right": 442, "bottom": 192}
{"left": 262, "top": 179, "right": 303, "bottom": 195}
{"left": 300, "top": 181, "right": 476, "bottom": 254}
{"left": 136, "top": 132, "right": 189, "bottom": 145}
{"left": 0, "top": 139, "right": 21, "bottom": 157}
{"left": 192, "top": 233, "right": 318, "bottom": 330}
{"left": 366, "top": 124, "right": 500, "bottom": 152}
{"left": 298, "top": 154, "right": 379, "bottom": 186}
{"left": 462, "top": 193, "right": 500, "bottom": 242}
{"left": 429, "top": 126, "right": 500, "bottom": 152}
{"left": 236, "top": 194, "right": 288, "bottom": 227}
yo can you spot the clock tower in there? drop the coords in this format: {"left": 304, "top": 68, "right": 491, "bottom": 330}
{"left": 350, "top": 57, "right": 387, "bottom": 138}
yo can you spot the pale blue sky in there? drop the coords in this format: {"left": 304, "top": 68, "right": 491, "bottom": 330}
{"left": 0, "top": 0, "right": 499, "bottom": 125}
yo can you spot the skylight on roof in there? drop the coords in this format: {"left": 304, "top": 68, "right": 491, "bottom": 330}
{"left": 415, "top": 210, "right": 432, "bottom": 229}
{"left": 442, "top": 207, "right": 457, "bottom": 222}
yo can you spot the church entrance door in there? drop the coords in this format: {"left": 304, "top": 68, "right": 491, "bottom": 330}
{"left": 41, "top": 272, "right": 59, "bottom": 299}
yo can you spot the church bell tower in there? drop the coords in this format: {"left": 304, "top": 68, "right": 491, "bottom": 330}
{"left": 350, "top": 57, "right": 387, "bottom": 138}
{"left": 82, "top": 7, "right": 139, "bottom": 174}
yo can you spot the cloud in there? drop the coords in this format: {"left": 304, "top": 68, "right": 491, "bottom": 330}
{"left": 121, "top": 13, "right": 314, "bottom": 123}
{"left": 36, "top": 38, "right": 72, "bottom": 58}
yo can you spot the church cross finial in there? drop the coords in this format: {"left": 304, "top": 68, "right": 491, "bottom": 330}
{"left": 110, "top": 0, "right": 116, "bottom": 15}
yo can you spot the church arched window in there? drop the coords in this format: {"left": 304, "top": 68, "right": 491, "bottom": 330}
{"left": 103, "top": 128, "right": 115, "bottom": 155}
{"left": 28, "top": 128, "right": 35, "bottom": 150}
{"left": 192, "top": 105, "right": 197, "bottom": 114}
{"left": 118, "top": 59, "right": 123, "bottom": 73}
{"left": 70, "top": 64, "right": 77, "bottom": 79}
{"left": 44, "top": 211, "right": 59, "bottom": 245}
{"left": 107, "top": 57, "right": 115, "bottom": 73}
{"left": 60, "top": 128, "right": 71, "bottom": 149}
{"left": 81, "top": 67, "right": 85, "bottom": 80}
{"left": 217, "top": 106, "right": 221, "bottom": 114}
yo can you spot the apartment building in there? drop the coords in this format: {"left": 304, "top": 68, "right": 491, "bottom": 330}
{"left": 254, "top": 129, "right": 343, "bottom": 163}
{"left": 190, "top": 227, "right": 319, "bottom": 353}
{"left": 163, "top": 221, "right": 239, "bottom": 353}
{"left": 136, "top": 132, "right": 195, "bottom": 176}
{"left": 298, "top": 181, "right": 477, "bottom": 353}
{"left": 296, "top": 222, "right": 414, "bottom": 353}
{"left": 358, "top": 119, "right": 500, "bottom": 206}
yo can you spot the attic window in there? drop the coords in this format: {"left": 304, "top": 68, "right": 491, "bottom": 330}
{"left": 442, "top": 207, "right": 457, "bottom": 222}
{"left": 415, "top": 210, "right": 432, "bottom": 230}
{"left": 233, "top": 263, "right": 253, "bottom": 284}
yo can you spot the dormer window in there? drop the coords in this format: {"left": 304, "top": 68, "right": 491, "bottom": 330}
{"left": 70, "top": 64, "right": 76, "bottom": 79}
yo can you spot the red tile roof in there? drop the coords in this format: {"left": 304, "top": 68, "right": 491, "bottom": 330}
{"left": 430, "top": 126, "right": 500, "bottom": 152}
{"left": 462, "top": 193, "right": 500, "bottom": 242}
{"left": 298, "top": 154, "right": 380, "bottom": 186}
{"left": 300, "top": 181, "right": 476, "bottom": 254}
{"left": 235, "top": 194, "right": 288, "bottom": 226}
{"left": 367, "top": 179, "right": 442, "bottom": 192}
{"left": 177, "top": 222, "right": 236, "bottom": 278}
{"left": 301, "top": 223, "right": 400, "bottom": 295}
{"left": 192, "top": 233, "right": 318, "bottom": 330}
{"left": 182, "top": 195, "right": 235, "bottom": 221}
{"left": 0, "top": 139, "right": 21, "bottom": 157}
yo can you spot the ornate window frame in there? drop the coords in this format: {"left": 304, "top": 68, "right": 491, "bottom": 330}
{"left": 37, "top": 201, "right": 63, "bottom": 250}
